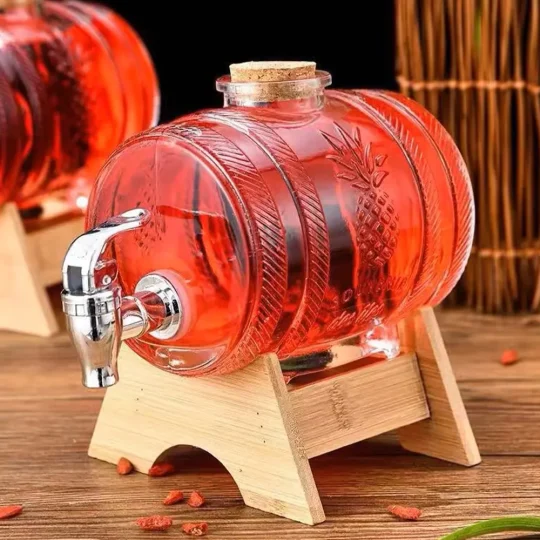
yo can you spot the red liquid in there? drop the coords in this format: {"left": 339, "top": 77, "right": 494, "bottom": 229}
{"left": 0, "top": 0, "right": 158, "bottom": 207}
{"left": 87, "top": 84, "right": 474, "bottom": 376}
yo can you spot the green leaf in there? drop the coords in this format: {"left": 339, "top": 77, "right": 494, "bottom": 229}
{"left": 440, "top": 516, "right": 540, "bottom": 540}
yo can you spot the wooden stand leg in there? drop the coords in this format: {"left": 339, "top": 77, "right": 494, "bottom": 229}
{"left": 89, "top": 349, "right": 325, "bottom": 525}
{"left": 0, "top": 203, "right": 58, "bottom": 337}
{"left": 0, "top": 201, "right": 84, "bottom": 337}
{"left": 397, "top": 307, "right": 481, "bottom": 466}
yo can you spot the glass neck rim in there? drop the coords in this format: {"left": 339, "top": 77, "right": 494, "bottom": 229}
{"left": 216, "top": 70, "right": 332, "bottom": 107}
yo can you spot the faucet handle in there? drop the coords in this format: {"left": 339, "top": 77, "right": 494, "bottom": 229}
{"left": 62, "top": 208, "right": 149, "bottom": 294}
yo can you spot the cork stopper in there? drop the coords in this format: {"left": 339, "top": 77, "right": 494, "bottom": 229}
{"left": 225, "top": 61, "right": 323, "bottom": 102}
{"left": 229, "top": 61, "right": 317, "bottom": 83}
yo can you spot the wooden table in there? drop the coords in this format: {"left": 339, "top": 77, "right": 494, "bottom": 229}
{"left": 1, "top": 301, "right": 540, "bottom": 539}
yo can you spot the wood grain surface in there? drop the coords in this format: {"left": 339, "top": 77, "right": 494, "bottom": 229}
{"left": 1, "top": 301, "right": 540, "bottom": 539}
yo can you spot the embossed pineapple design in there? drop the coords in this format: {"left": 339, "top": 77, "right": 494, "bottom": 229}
{"left": 322, "top": 124, "right": 399, "bottom": 268}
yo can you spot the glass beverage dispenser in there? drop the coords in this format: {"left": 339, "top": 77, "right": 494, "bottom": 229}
{"left": 61, "top": 61, "right": 474, "bottom": 388}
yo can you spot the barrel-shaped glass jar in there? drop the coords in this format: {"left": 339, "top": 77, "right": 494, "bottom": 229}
{"left": 87, "top": 69, "right": 474, "bottom": 377}
{"left": 0, "top": 0, "right": 158, "bottom": 207}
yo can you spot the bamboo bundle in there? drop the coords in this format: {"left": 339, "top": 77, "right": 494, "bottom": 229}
{"left": 396, "top": 0, "right": 540, "bottom": 313}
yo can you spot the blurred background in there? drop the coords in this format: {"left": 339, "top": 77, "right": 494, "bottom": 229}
{"left": 102, "top": 1, "right": 397, "bottom": 122}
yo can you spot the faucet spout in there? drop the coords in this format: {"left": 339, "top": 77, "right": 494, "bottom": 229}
{"left": 62, "top": 288, "right": 151, "bottom": 388}
{"left": 63, "top": 288, "right": 121, "bottom": 388}
{"left": 61, "top": 209, "right": 149, "bottom": 388}
{"left": 61, "top": 209, "right": 183, "bottom": 388}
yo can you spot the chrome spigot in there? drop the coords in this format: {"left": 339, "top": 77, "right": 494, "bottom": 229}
{"left": 61, "top": 209, "right": 182, "bottom": 388}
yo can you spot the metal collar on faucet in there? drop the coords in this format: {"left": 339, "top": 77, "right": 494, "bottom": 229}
{"left": 61, "top": 209, "right": 182, "bottom": 389}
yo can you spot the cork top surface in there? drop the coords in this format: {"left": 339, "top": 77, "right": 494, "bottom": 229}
{"left": 229, "top": 61, "right": 317, "bottom": 83}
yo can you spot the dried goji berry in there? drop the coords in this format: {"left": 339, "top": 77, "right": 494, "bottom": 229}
{"left": 116, "top": 457, "right": 134, "bottom": 475}
{"left": 148, "top": 463, "right": 175, "bottom": 477}
{"left": 501, "top": 349, "right": 519, "bottom": 366}
{"left": 182, "top": 522, "right": 208, "bottom": 536}
{"left": 135, "top": 515, "right": 173, "bottom": 531}
{"left": 387, "top": 505, "right": 422, "bottom": 521}
{"left": 0, "top": 505, "right": 23, "bottom": 520}
{"left": 187, "top": 491, "right": 205, "bottom": 508}
{"left": 163, "top": 490, "right": 184, "bottom": 505}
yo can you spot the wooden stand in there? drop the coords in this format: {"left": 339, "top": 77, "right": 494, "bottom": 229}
{"left": 0, "top": 201, "right": 84, "bottom": 337}
{"left": 89, "top": 307, "right": 481, "bottom": 525}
